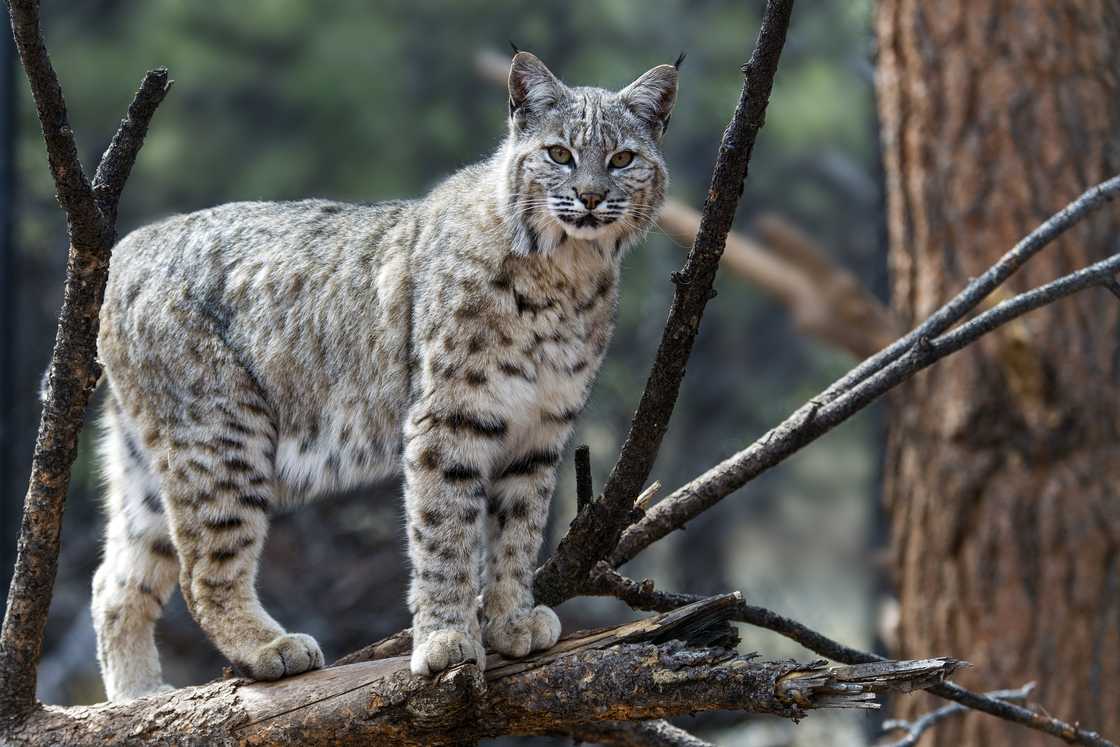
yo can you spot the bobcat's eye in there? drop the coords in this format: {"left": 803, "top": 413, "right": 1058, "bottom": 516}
{"left": 547, "top": 145, "right": 573, "bottom": 165}
{"left": 609, "top": 150, "right": 635, "bottom": 169}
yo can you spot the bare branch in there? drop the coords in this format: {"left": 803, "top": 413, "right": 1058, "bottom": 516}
{"left": 331, "top": 627, "right": 413, "bottom": 668}
{"left": 6, "top": 0, "right": 100, "bottom": 245}
{"left": 534, "top": 0, "right": 796, "bottom": 608}
{"left": 571, "top": 720, "right": 716, "bottom": 747}
{"left": 91, "top": 69, "right": 173, "bottom": 225}
{"left": 0, "top": 0, "right": 170, "bottom": 720}
{"left": 879, "top": 683, "right": 1035, "bottom": 747}
{"left": 611, "top": 183, "right": 1120, "bottom": 566}
{"left": 586, "top": 569, "right": 1119, "bottom": 747}
{"left": 1, "top": 650, "right": 958, "bottom": 746}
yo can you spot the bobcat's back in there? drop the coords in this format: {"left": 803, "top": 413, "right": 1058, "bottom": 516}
{"left": 100, "top": 198, "right": 418, "bottom": 498}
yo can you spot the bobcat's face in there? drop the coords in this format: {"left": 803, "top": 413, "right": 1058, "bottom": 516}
{"left": 502, "top": 52, "right": 677, "bottom": 255}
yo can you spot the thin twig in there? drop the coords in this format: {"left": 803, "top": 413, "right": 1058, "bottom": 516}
{"left": 91, "top": 69, "right": 172, "bottom": 225}
{"left": 1103, "top": 275, "right": 1120, "bottom": 300}
{"left": 879, "top": 683, "right": 1035, "bottom": 747}
{"left": 570, "top": 719, "right": 716, "bottom": 747}
{"left": 611, "top": 229, "right": 1120, "bottom": 566}
{"left": 585, "top": 569, "right": 1118, "bottom": 747}
{"left": 819, "top": 174, "right": 1120, "bottom": 405}
{"left": 534, "top": 0, "right": 796, "bottom": 608}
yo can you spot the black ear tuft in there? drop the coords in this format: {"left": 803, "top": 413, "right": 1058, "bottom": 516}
{"left": 620, "top": 64, "right": 678, "bottom": 139}
{"left": 509, "top": 40, "right": 521, "bottom": 55}
{"left": 674, "top": 51, "right": 687, "bottom": 70}
{"left": 508, "top": 52, "right": 563, "bottom": 125}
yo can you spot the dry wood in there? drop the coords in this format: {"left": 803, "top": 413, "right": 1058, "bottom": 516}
{"left": 0, "top": 597, "right": 961, "bottom": 746}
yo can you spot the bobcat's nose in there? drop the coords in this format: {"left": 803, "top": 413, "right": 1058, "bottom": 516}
{"left": 575, "top": 188, "right": 607, "bottom": 211}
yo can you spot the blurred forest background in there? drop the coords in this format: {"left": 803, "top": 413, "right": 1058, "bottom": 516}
{"left": 0, "top": 2, "right": 1114, "bottom": 746}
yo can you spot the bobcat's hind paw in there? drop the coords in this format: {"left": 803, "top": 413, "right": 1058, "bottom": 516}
{"left": 235, "top": 633, "right": 324, "bottom": 681}
{"left": 484, "top": 605, "right": 561, "bottom": 659}
{"left": 410, "top": 629, "right": 486, "bottom": 677}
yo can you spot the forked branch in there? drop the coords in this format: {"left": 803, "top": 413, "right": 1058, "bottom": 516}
{"left": 586, "top": 567, "right": 1119, "bottom": 747}
{"left": 0, "top": 0, "right": 171, "bottom": 720}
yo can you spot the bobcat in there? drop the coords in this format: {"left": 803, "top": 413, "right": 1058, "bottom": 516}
{"left": 91, "top": 51, "right": 677, "bottom": 700}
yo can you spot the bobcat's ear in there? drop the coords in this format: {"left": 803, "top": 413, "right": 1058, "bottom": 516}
{"left": 508, "top": 52, "right": 563, "bottom": 126}
{"left": 620, "top": 64, "right": 678, "bottom": 139}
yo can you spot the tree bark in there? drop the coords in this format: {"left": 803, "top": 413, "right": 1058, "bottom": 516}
{"left": 875, "top": 2, "right": 1120, "bottom": 745}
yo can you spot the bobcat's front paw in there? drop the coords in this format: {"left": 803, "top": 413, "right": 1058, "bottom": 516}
{"left": 410, "top": 628, "right": 486, "bottom": 676}
{"left": 234, "top": 633, "right": 324, "bottom": 681}
{"left": 484, "top": 605, "right": 561, "bottom": 659}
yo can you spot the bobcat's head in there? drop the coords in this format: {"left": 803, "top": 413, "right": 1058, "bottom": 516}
{"left": 499, "top": 51, "right": 678, "bottom": 257}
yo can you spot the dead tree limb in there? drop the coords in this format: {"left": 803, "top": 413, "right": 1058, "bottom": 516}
{"left": 0, "top": 596, "right": 961, "bottom": 746}
{"left": 0, "top": 0, "right": 170, "bottom": 722}
{"left": 533, "top": 0, "right": 796, "bottom": 608}
{"left": 0, "top": 650, "right": 956, "bottom": 746}
{"left": 610, "top": 175, "right": 1120, "bottom": 566}
{"left": 585, "top": 568, "right": 1119, "bottom": 747}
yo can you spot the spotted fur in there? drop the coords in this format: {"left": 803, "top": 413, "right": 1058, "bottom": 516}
{"left": 91, "top": 52, "right": 677, "bottom": 699}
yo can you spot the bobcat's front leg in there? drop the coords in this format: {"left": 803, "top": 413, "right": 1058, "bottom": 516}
{"left": 403, "top": 400, "right": 498, "bottom": 676}
{"left": 482, "top": 443, "right": 563, "bottom": 658}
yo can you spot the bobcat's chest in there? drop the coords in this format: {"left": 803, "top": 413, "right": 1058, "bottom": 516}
{"left": 501, "top": 255, "right": 619, "bottom": 427}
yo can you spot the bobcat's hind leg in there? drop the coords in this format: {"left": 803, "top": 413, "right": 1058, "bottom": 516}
{"left": 92, "top": 396, "right": 179, "bottom": 702}
{"left": 161, "top": 384, "right": 323, "bottom": 682}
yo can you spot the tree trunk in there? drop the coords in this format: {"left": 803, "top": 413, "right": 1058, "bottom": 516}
{"left": 876, "top": 2, "right": 1120, "bottom": 745}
